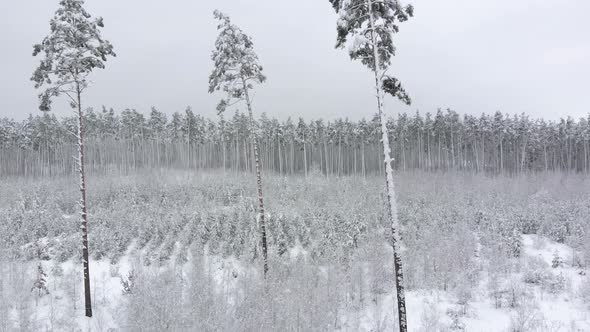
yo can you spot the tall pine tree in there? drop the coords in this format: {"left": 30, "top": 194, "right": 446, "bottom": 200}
{"left": 31, "top": 0, "right": 115, "bottom": 318}
{"left": 329, "top": 0, "right": 413, "bottom": 330}
{"left": 208, "top": 10, "right": 270, "bottom": 277}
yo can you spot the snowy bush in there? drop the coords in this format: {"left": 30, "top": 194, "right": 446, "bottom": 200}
{"left": 551, "top": 251, "right": 564, "bottom": 268}
{"left": 578, "top": 275, "right": 590, "bottom": 304}
{"left": 446, "top": 307, "right": 466, "bottom": 331}
{"left": 418, "top": 299, "right": 448, "bottom": 332}
{"left": 543, "top": 273, "right": 566, "bottom": 294}
{"left": 509, "top": 297, "right": 545, "bottom": 332}
{"left": 522, "top": 256, "right": 551, "bottom": 285}
{"left": 522, "top": 256, "right": 565, "bottom": 294}
{"left": 122, "top": 268, "right": 186, "bottom": 331}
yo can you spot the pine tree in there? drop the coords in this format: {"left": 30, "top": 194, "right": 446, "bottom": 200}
{"left": 208, "top": 10, "right": 270, "bottom": 277}
{"left": 552, "top": 250, "right": 563, "bottom": 268}
{"left": 121, "top": 269, "right": 135, "bottom": 295}
{"left": 329, "top": 0, "right": 413, "bottom": 330}
{"left": 32, "top": 263, "right": 50, "bottom": 300}
{"left": 148, "top": 107, "right": 168, "bottom": 138}
{"left": 31, "top": 0, "right": 115, "bottom": 318}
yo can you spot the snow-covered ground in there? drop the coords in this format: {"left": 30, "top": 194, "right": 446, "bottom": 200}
{"left": 4, "top": 234, "right": 587, "bottom": 331}
{"left": 2, "top": 172, "right": 590, "bottom": 331}
{"left": 342, "top": 234, "right": 590, "bottom": 332}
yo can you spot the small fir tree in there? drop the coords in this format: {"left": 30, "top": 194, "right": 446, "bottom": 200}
{"left": 32, "top": 263, "right": 50, "bottom": 300}
{"left": 552, "top": 251, "right": 563, "bottom": 268}
{"left": 121, "top": 270, "right": 135, "bottom": 295}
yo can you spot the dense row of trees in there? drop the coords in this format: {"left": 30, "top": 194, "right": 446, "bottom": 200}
{"left": 2, "top": 109, "right": 589, "bottom": 177}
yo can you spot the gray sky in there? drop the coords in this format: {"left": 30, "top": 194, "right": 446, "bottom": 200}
{"left": 0, "top": 0, "right": 588, "bottom": 121}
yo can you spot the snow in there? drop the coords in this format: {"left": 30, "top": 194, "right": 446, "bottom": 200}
{"left": 3, "top": 234, "right": 590, "bottom": 331}
{"left": 3, "top": 172, "right": 590, "bottom": 331}
{"left": 345, "top": 235, "right": 590, "bottom": 331}
{"left": 65, "top": 235, "right": 590, "bottom": 330}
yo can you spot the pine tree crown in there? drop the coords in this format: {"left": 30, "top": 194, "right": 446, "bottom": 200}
{"left": 208, "top": 10, "right": 266, "bottom": 114}
{"left": 329, "top": 0, "right": 413, "bottom": 105}
{"left": 31, "top": 0, "right": 115, "bottom": 112}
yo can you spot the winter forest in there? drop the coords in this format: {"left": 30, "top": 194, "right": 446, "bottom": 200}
{"left": 1, "top": 0, "right": 590, "bottom": 331}
{"left": 4, "top": 109, "right": 590, "bottom": 177}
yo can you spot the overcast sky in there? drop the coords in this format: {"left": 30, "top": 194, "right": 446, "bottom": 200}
{"left": 0, "top": 0, "right": 588, "bottom": 121}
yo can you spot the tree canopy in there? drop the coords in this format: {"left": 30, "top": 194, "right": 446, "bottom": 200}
{"left": 31, "top": 0, "right": 115, "bottom": 111}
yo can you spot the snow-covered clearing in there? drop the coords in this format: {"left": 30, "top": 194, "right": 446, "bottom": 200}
{"left": 1, "top": 171, "right": 590, "bottom": 331}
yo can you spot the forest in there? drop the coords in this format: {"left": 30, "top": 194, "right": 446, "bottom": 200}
{"left": 1, "top": 0, "right": 588, "bottom": 331}
{"left": 1, "top": 109, "right": 589, "bottom": 178}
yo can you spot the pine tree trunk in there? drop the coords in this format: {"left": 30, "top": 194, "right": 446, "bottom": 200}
{"left": 367, "top": 1, "right": 407, "bottom": 330}
{"left": 584, "top": 141, "right": 587, "bottom": 173}
{"left": 291, "top": 138, "right": 295, "bottom": 175}
{"left": 427, "top": 134, "right": 431, "bottom": 170}
{"left": 303, "top": 134, "right": 307, "bottom": 177}
{"left": 361, "top": 141, "right": 366, "bottom": 178}
{"left": 324, "top": 138, "right": 329, "bottom": 178}
{"left": 500, "top": 137, "right": 504, "bottom": 173}
{"left": 278, "top": 139, "right": 283, "bottom": 175}
{"left": 520, "top": 135, "right": 528, "bottom": 173}
{"left": 338, "top": 134, "right": 342, "bottom": 176}
{"left": 437, "top": 135, "right": 442, "bottom": 170}
{"left": 401, "top": 133, "right": 406, "bottom": 171}
{"left": 222, "top": 139, "right": 226, "bottom": 173}
{"left": 482, "top": 134, "right": 486, "bottom": 172}
{"left": 353, "top": 142, "right": 358, "bottom": 175}
{"left": 473, "top": 137, "right": 479, "bottom": 172}
{"left": 76, "top": 83, "right": 92, "bottom": 318}
{"left": 450, "top": 127, "right": 455, "bottom": 169}
{"left": 242, "top": 77, "right": 269, "bottom": 277}
{"left": 543, "top": 143, "right": 549, "bottom": 172}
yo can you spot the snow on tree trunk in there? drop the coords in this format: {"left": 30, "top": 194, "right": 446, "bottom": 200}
{"left": 329, "top": 0, "right": 413, "bottom": 329}
{"left": 76, "top": 83, "right": 93, "bottom": 318}
{"left": 368, "top": 3, "right": 407, "bottom": 330}
{"left": 243, "top": 77, "right": 269, "bottom": 277}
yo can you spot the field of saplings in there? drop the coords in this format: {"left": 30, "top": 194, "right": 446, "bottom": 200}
{"left": 1, "top": 170, "right": 590, "bottom": 331}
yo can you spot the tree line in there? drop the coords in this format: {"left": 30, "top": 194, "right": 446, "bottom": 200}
{"left": 1, "top": 108, "right": 589, "bottom": 177}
